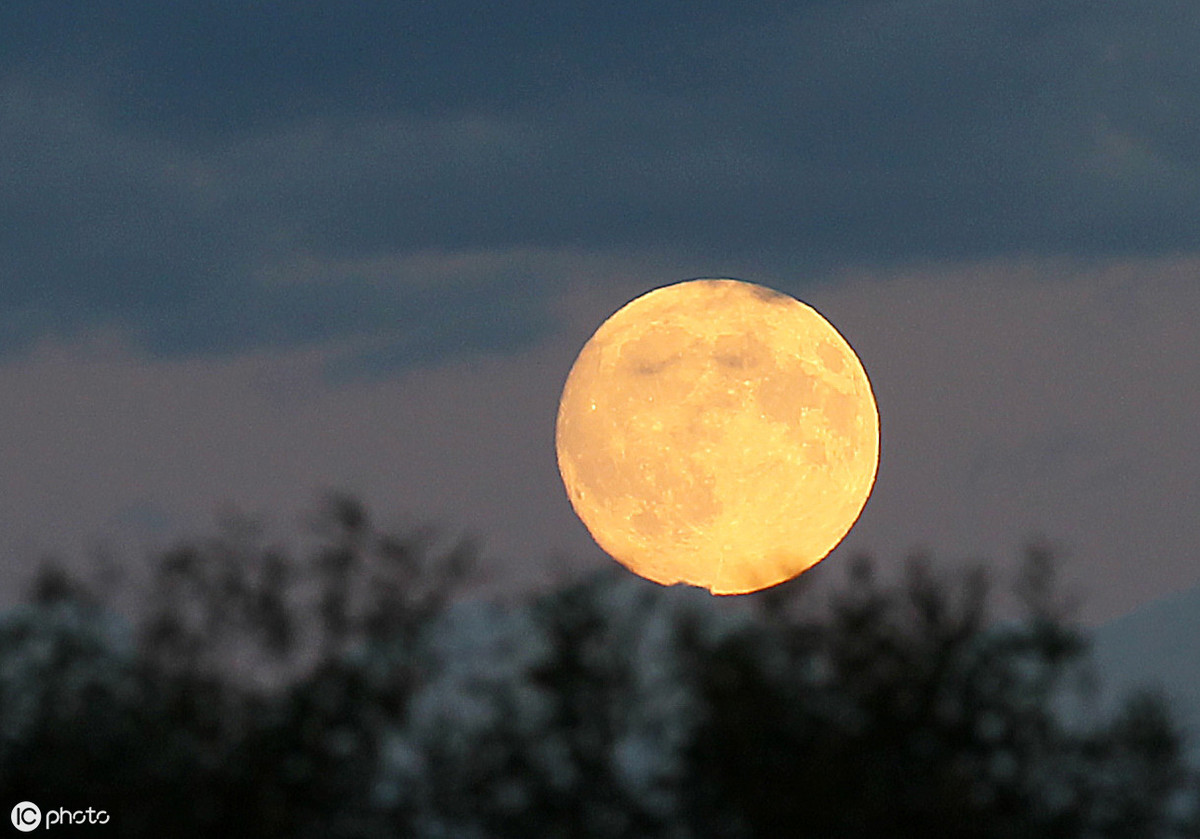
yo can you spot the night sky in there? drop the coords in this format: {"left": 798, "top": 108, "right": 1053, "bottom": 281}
{"left": 2, "top": 1, "right": 1199, "bottom": 623}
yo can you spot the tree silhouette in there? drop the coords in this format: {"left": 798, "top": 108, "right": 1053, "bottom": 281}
{"left": 0, "top": 496, "right": 1196, "bottom": 838}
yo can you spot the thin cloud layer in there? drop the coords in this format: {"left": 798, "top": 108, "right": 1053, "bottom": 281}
{"left": 3, "top": 1, "right": 1200, "bottom": 364}
{"left": 2, "top": 256, "right": 1198, "bottom": 623}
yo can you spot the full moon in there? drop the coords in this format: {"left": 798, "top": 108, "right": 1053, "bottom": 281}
{"left": 556, "top": 278, "right": 879, "bottom": 594}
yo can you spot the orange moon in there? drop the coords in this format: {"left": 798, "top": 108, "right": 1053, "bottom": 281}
{"left": 556, "top": 279, "right": 879, "bottom": 594}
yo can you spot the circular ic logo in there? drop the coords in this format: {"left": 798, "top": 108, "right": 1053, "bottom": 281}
{"left": 11, "top": 801, "right": 41, "bottom": 832}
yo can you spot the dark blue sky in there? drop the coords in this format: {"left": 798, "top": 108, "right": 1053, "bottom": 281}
{"left": 4, "top": 0, "right": 1199, "bottom": 371}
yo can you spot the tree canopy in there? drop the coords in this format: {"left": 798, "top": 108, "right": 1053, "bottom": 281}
{"left": 1, "top": 495, "right": 1196, "bottom": 838}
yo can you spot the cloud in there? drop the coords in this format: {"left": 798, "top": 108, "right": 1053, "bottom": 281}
{"left": 2, "top": 254, "right": 1198, "bottom": 624}
{"left": 0, "top": 82, "right": 558, "bottom": 365}
{"left": 0, "top": 2, "right": 777, "bottom": 130}
{"left": 3, "top": 1, "right": 1200, "bottom": 366}
{"left": 817, "top": 255, "right": 1200, "bottom": 620}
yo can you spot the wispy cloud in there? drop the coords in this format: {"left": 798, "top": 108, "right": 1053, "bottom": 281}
{"left": 4, "top": 3, "right": 1200, "bottom": 366}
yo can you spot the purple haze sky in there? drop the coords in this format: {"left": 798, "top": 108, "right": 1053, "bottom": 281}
{"left": 2, "top": 2, "right": 1199, "bottom": 622}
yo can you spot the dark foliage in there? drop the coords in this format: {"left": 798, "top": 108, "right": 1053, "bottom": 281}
{"left": 0, "top": 497, "right": 1196, "bottom": 838}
